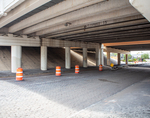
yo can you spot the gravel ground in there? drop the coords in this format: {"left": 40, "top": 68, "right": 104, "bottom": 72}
{"left": 0, "top": 67, "right": 150, "bottom": 118}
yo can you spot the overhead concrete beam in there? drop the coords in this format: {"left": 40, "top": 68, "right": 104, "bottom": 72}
{"left": 93, "top": 36, "right": 150, "bottom": 43}
{"left": 0, "top": 27, "right": 8, "bottom": 33}
{"left": 41, "top": 38, "right": 129, "bottom": 54}
{"left": 0, "top": 0, "right": 52, "bottom": 28}
{"left": 103, "top": 40, "right": 150, "bottom": 46}
{"left": 56, "top": 27, "right": 150, "bottom": 40}
{"left": 37, "top": 7, "right": 140, "bottom": 36}
{"left": 45, "top": 19, "right": 148, "bottom": 38}
{"left": 8, "top": 0, "right": 106, "bottom": 33}
{"left": 130, "top": 0, "right": 150, "bottom": 22}
{"left": 104, "top": 47, "right": 130, "bottom": 54}
{"left": 42, "top": 38, "right": 99, "bottom": 48}
{"left": 3, "top": 0, "right": 25, "bottom": 13}
{"left": 0, "top": 35, "right": 40, "bottom": 46}
{"left": 24, "top": 5, "right": 139, "bottom": 35}
{"left": 46, "top": 22, "right": 150, "bottom": 39}
{"left": 68, "top": 32, "right": 150, "bottom": 42}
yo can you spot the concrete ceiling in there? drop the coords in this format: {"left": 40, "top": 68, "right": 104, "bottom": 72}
{"left": 4, "top": 0, "right": 64, "bottom": 27}
{"left": 109, "top": 44, "right": 150, "bottom": 51}
{"left": 0, "top": 0, "right": 150, "bottom": 51}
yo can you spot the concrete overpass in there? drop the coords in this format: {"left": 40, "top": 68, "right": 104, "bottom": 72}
{"left": 0, "top": 0, "right": 149, "bottom": 73}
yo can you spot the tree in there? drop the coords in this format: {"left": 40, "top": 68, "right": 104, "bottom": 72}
{"left": 124, "top": 54, "right": 132, "bottom": 60}
{"left": 141, "top": 53, "right": 149, "bottom": 59}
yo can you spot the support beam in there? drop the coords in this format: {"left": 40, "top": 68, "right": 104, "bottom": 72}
{"left": 65, "top": 47, "right": 71, "bottom": 69}
{"left": 49, "top": 23, "right": 150, "bottom": 41}
{"left": 118, "top": 53, "right": 120, "bottom": 65}
{"left": 100, "top": 44, "right": 104, "bottom": 65}
{"left": 0, "top": 0, "right": 52, "bottom": 28}
{"left": 45, "top": 19, "right": 147, "bottom": 38}
{"left": 60, "top": 28, "right": 150, "bottom": 41}
{"left": 11, "top": 46, "right": 22, "bottom": 73}
{"left": 92, "top": 36, "right": 150, "bottom": 43}
{"left": 130, "top": 0, "right": 150, "bottom": 22}
{"left": 24, "top": 6, "right": 139, "bottom": 35}
{"left": 41, "top": 46, "right": 47, "bottom": 71}
{"left": 126, "top": 54, "right": 128, "bottom": 65}
{"left": 103, "top": 40, "right": 150, "bottom": 46}
{"left": 104, "top": 47, "right": 130, "bottom": 54}
{"left": 42, "top": 38, "right": 99, "bottom": 48}
{"left": 111, "top": 44, "right": 150, "bottom": 51}
{"left": 0, "top": 35, "right": 40, "bottom": 47}
{"left": 107, "top": 52, "right": 110, "bottom": 66}
{"left": 9, "top": 0, "right": 106, "bottom": 33}
{"left": 83, "top": 48, "right": 87, "bottom": 68}
{"left": 95, "top": 45, "right": 100, "bottom": 66}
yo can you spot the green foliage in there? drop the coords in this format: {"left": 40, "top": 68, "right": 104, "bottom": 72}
{"left": 141, "top": 53, "right": 149, "bottom": 59}
{"left": 143, "top": 59, "right": 147, "bottom": 62}
{"left": 111, "top": 53, "right": 117, "bottom": 56}
{"left": 124, "top": 54, "right": 132, "bottom": 60}
{"left": 137, "top": 58, "right": 140, "bottom": 61}
{"left": 128, "top": 58, "right": 136, "bottom": 62}
{"left": 128, "top": 59, "right": 133, "bottom": 62}
{"left": 133, "top": 58, "right": 137, "bottom": 61}
{"left": 128, "top": 54, "right": 132, "bottom": 59}
{"left": 122, "top": 60, "right": 125, "bottom": 62}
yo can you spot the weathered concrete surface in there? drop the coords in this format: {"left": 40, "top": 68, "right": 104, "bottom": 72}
{"left": 0, "top": 47, "right": 95, "bottom": 71}
{"left": 0, "top": 47, "right": 118, "bottom": 71}
{"left": 130, "top": 0, "right": 150, "bottom": 22}
{"left": 0, "top": 67, "right": 150, "bottom": 118}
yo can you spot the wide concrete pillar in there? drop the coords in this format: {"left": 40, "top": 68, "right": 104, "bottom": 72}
{"left": 65, "top": 47, "right": 71, "bottom": 69}
{"left": 11, "top": 46, "right": 22, "bottom": 73}
{"left": 83, "top": 48, "right": 87, "bottom": 67}
{"left": 41, "top": 46, "right": 47, "bottom": 71}
{"left": 130, "top": 0, "right": 150, "bottom": 22}
{"left": 126, "top": 54, "right": 128, "bottom": 65}
{"left": 107, "top": 51, "right": 110, "bottom": 66}
{"left": 95, "top": 45, "right": 100, "bottom": 66}
{"left": 118, "top": 53, "right": 120, "bottom": 65}
{"left": 100, "top": 44, "right": 104, "bottom": 66}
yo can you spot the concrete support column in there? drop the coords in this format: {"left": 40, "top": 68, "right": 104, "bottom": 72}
{"left": 83, "top": 48, "right": 87, "bottom": 68}
{"left": 41, "top": 46, "right": 47, "bottom": 71}
{"left": 107, "top": 51, "right": 110, "bottom": 66}
{"left": 65, "top": 47, "right": 71, "bottom": 69}
{"left": 11, "top": 46, "right": 22, "bottom": 73}
{"left": 100, "top": 44, "right": 104, "bottom": 66}
{"left": 118, "top": 53, "right": 120, "bottom": 65}
{"left": 126, "top": 54, "right": 128, "bottom": 65}
{"left": 95, "top": 45, "right": 100, "bottom": 66}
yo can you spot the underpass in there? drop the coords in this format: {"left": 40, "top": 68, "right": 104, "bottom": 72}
{"left": 0, "top": 0, "right": 150, "bottom": 117}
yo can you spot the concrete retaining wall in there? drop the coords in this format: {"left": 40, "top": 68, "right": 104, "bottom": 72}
{"left": 0, "top": 47, "right": 95, "bottom": 71}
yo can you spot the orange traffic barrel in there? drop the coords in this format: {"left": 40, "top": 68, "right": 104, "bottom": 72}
{"left": 56, "top": 66, "right": 61, "bottom": 76}
{"left": 16, "top": 67, "right": 23, "bottom": 81}
{"left": 75, "top": 65, "right": 79, "bottom": 74}
{"left": 99, "top": 65, "right": 103, "bottom": 71}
